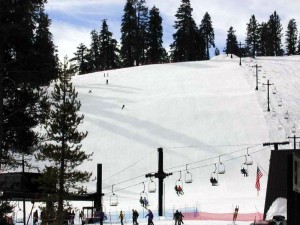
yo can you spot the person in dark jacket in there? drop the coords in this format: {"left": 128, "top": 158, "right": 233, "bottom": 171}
{"left": 145, "top": 210, "right": 154, "bottom": 225}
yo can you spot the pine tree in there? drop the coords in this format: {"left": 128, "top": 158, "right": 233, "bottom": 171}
{"left": 199, "top": 12, "right": 215, "bottom": 59}
{"left": 0, "top": 200, "right": 13, "bottom": 225}
{"left": 38, "top": 57, "right": 92, "bottom": 225}
{"left": 89, "top": 29, "right": 101, "bottom": 71}
{"left": 99, "top": 19, "right": 120, "bottom": 70}
{"left": 70, "top": 43, "right": 91, "bottom": 75}
{"left": 120, "top": 0, "right": 138, "bottom": 67}
{"left": 170, "top": 0, "right": 199, "bottom": 62}
{"left": 146, "top": 6, "right": 164, "bottom": 64}
{"left": 245, "top": 15, "right": 260, "bottom": 58}
{"left": 135, "top": 0, "right": 149, "bottom": 65}
{"left": 297, "top": 34, "right": 300, "bottom": 54}
{"left": 225, "top": 26, "right": 239, "bottom": 57}
{"left": 0, "top": 0, "right": 58, "bottom": 171}
{"left": 258, "top": 22, "right": 270, "bottom": 56}
{"left": 268, "top": 11, "right": 283, "bottom": 56}
{"left": 285, "top": 19, "right": 298, "bottom": 55}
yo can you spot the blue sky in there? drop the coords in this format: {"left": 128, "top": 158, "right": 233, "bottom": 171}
{"left": 45, "top": 0, "right": 300, "bottom": 61}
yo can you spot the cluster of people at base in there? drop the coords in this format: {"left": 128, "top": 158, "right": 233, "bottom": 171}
{"left": 119, "top": 209, "right": 154, "bottom": 225}
{"left": 33, "top": 208, "right": 76, "bottom": 225}
{"left": 174, "top": 185, "right": 184, "bottom": 195}
{"left": 173, "top": 210, "right": 184, "bottom": 225}
{"left": 139, "top": 196, "right": 149, "bottom": 207}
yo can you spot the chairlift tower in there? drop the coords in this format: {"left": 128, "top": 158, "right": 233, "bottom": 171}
{"left": 252, "top": 64, "right": 262, "bottom": 90}
{"left": 262, "top": 79, "right": 274, "bottom": 112}
{"left": 238, "top": 42, "right": 244, "bottom": 66}
{"left": 287, "top": 135, "right": 300, "bottom": 150}
{"left": 263, "top": 141, "right": 290, "bottom": 150}
{"left": 145, "top": 148, "right": 172, "bottom": 216}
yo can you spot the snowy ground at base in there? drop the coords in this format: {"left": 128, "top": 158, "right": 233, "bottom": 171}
{"left": 105, "top": 218, "right": 253, "bottom": 225}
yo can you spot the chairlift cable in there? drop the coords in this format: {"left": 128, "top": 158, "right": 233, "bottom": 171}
{"left": 164, "top": 144, "right": 261, "bottom": 171}
{"left": 103, "top": 149, "right": 157, "bottom": 181}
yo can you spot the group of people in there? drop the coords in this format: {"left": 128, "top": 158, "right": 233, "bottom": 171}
{"left": 132, "top": 209, "right": 139, "bottom": 225}
{"left": 174, "top": 185, "right": 184, "bottom": 195}
{"left": 241, "top": 167, "right": 248, "bottom": 177}
{"left": 210, "top": 176, "right": 218, "bottom": 185}
{"left": 119, "top": 209, "right": 154, "bottom": 225}
{"left": 139, "top": 196, "right": 149, "bottom": 207}
{"left": 173, "top": 210, "right": 184, "bottom": 225}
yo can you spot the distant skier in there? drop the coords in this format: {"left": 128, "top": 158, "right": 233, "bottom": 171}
{"left": 178, "top": 211, "right": 184, "bottom": 225}
{"left": 106, "top": 79, "right": 108, "bottom": 84}
{"left": 233, "top": 205, "right": 239, "bottom": 222}
{"left": 119, "top": 211, "right": 124, "bottom": 225}
{"left": 173, "top": 210, "right": 180, "bottom": 225}
{"left": 122, "top": 105, "right": 125, "bottom": 109}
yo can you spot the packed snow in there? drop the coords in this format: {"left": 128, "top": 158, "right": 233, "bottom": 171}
{"left": 19, "top": 54, "right": 300, "bottom": 224}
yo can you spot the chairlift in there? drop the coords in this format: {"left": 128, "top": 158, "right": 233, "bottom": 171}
{"left": 148, "top": 177, "right": 156, "bottom": 193}
{"left": 140, "top": 182, "right": 148, "bottom": 200}
{"left": 184, "top": 164, "right": 193, "bottom": 184}
{"left": 271, "top": 108, "right": 276, "bottom": 117}
{"left": 261, "top": 85, "right": 266, "bottom": 92}
{"left": 210, "top": 164, "right": 219, "bottom": 186}
{"left": 245, "top": 149, "right": 253, "bottom": 166}
{"left": 218, "top": 156, "right": 225, "bottom": 174}
{"left": 175, "top": 171, "right": 184, "bottom": 195}
{"left": 277, "top": 98, "right": 282, "bottom": 107}
{"left": 110, "top": 185, "right": 118, "bottom": 206}
{"left": 240, "top": 164, "right": 248, "bottom": 177}
{"left": 140, "top": 182, "right": 149, "bottom": 207}
{"left": 175, "top": 171, "right": 184, "bottom": 187}
{"left": 272, "top": 87, "right": 277, "bottom": 94}
{"left": 291, "top": 124, "right": 296, "bottom": 133}
{"left": 284, "top": 111, "right": 289, "bottom": 120}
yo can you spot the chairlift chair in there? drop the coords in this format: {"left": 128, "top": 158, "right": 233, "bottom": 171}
{"left": 271, "top": 108, "right": 276, "bottom": 117}
{"left": 148, "top": 178, "right": 156, "bottom": 193}
{"left": 140, "top": 182, "right": 148, "bottom": 200}
{"left": 218, "top": 156, "right": 225, "bottom": 174}
{"left": 184, "top": 165, "right": 193, "bottom": 184}
{"left": 284, "top": 111, "right": 289, "bottom": 120}
{"left": 245, "top": 149, "right": 253, "bottom": 166}
{"left": 277, "top": 98, "right": 282, "bottom": 107}
{"left": 175, "top": 171, "right": 184, "bottom": 188}
{"left": 110, "top": 185, "right": 118, "bottom": 206}
{"left": 272, "top": 87, "right": 277, "bottom": 94}
{"left": 261, "top": 85, "right": 266, "bottom": 92}
{"left": 210, "top": 164, "right": 219, "bottom": 186}
{"left": 291, "top": 124, "right": 296, "bottom": 133}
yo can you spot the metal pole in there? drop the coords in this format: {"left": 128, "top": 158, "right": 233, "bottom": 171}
{"left": 158, "top": 148, "right": 163, "bottom": 217}
{"left": 267, "top": 80, "right": 270, "bottom": 112}
{"left": 255, "top": 65, "right": 258, "bottom": 90}
{"left": 96, "top": 164, "right": 102, "bottom": 211}
{"left": 22, "top": 154, "right": 26, "bottom": 225}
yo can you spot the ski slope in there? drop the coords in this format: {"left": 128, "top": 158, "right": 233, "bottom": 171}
{"left": 66, "top": 54, "right": 300, "bottom": 218}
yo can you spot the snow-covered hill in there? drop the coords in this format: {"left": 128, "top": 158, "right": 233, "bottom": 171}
{"left": 67, "top": 54, "right": 300, "bottom": 216}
